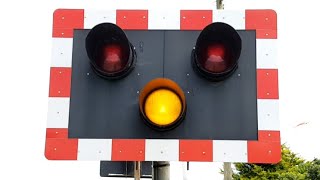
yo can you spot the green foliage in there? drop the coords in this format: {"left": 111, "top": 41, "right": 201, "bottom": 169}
{"left": 232, "top": 145, "right": 320, "bottom": 180}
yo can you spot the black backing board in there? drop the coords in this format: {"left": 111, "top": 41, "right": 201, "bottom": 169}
{"left": 68, "top": 29, "right": 257, "bottom": 140}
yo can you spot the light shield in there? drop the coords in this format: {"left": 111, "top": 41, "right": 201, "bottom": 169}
{"left": 85, "top": 23, "right": 136, "bottom": 79}
{"left": 139, "top": 78, "right": 186, "bottom": 131}
{"left": 192, "top": 22, "right": 242, "bottom": 81}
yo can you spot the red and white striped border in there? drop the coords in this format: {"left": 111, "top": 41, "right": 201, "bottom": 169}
{"left": 46, "top": 9, "right": 280, "bottom": 163}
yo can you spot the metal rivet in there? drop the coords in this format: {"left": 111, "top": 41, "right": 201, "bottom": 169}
{"left": 62, "top": 17, "right": 65, "bottom": 20}
{"left": 202, "top": 152, "right": 206, "bottom": 155}
{"left": 193, "top": 47, "right": 195, "bottom": 50}
{"left": 87, "top": 73, "right": 90, "bottom": 76}
{"left": 183, "top": 16, "right": 186, "bottom": 19}
{"left": 268, "top": 134, "right": 271, "bottom": 137}
{"left": 187, "top": 91, "right": 190, "bottom": 94}
{"left": 266, "top": 72, "right": 269, "bottom": 76}
{"left": 59, "top": 71, "right": 62, "bottom": 74}
{"left": 186, "top": 73, "right": 189, "bottom": 76}
{"left": 238, "top": 74, "right": 241, "bottom": 77}
{"left": 266, "top": 33, "right": 269, "bottom": 36}
{"left": 182, "top": 152, "right": 184, "bottom": 154}
{"left": 119, "top": 150, "right": 122, "bottom": 153}
{"left": 268, "top": 150, "right": 272, "bottom": 153}
{"left": 54, "top": 148, "right": 57, "bottom": 151}
{"left": 140, "top": 150, "right": 143, "bottom": 154}
{"left": 133, "top": 47, "right": 136, "bottom": 50}
{"left": 137, "top": 91, "right": 140, "bottom": 94}
{"left": 58, "top": 91, "right": 61, "bottom": 94}
{"left": 55, "top": 132, "right": 58, "bottom": 134}
{"left": 202, "top": 16, "right": 206, "bottom": 19}
{"left": 123, "top": 16, "right": 126, "bottom": 19}
{"left": 267, "top": 92, "right": 270, "bottom": 96}
{"left": 137, "top": 73, "right": 140, "bottom": 76}
{"left": 143, "top": 16, "right": 146, "bottom": 19}
{"left": 265, "top": 17, "right": 269, "bottom": 20}
{"left": 61, "top": 32, "right": 64, "bottom": 35}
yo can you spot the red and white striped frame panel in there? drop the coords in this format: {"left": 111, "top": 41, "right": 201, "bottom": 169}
{"left": 46, "top": 9, "right": 280, "bottom": 163}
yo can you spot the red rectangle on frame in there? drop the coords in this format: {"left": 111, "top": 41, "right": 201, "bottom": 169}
{"left": 180, "top": 10, "right": 213, "bottom": 30}
{"left": 53, "top": 9, "right": 84, "bottom": 38}
{"left": 49, "top": 67, "right": 72, "bottom": 97}
{"left": 116, "top": 10, "right": 148, "bottom": 30}
{"left": 111, "top": 139, "right": 145, "bottom": 161}
{"left": 179, "top": 140, "right": 213, "bottom": 161}
{"left": 46, "top": 128, "right": 68, "bottom": 139}
{"left": 246, "top": 10, "right": 277, "bottom": 39}
{"left": 247, "top": 141, "right": 281, "bottom": 163}
{"left": 45, "top": 138, "right": 78, "bottom": 160}
{"left": 258, "top": 130, "right": 280, "bottom": 142}
{"left": 257, "top": 69, "right": 279, "bottom": 99}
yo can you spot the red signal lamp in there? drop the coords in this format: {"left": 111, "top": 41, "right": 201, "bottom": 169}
{"left": 86, "top": 23, "right": 136, "bottom": 79}
{"left": 192, "top": 22, "right": 242, "bottom": 81}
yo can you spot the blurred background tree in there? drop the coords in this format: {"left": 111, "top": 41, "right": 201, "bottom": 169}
{"left": 232, "top": 145, "right": 320, "bottom": 180}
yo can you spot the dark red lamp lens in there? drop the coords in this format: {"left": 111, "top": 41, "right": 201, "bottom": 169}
{"left": 86, "top": 23, "right": 136, "bottom": 79}
{"left": 192, "top": 22, "right": 242, "bottom": 81}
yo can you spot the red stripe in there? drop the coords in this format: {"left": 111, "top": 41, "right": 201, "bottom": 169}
{"left": 180, "top": 10, "right": 213, "bottom": 30}
{"left": 116, "top": 10, "right": 148, "bottom": 30}
{"left": 49, "top": 67, "right": 72, "bottom": 97}
{"left": 45, "top": 128, "right": 78, "bottom": 160}
{"left": 179, "top": 140, "right": 213, "bottom": 161}
{"left": 258, "top": 130, "right": 280, "bottom": 142}
{"left": 247, "top": 130, "right": 281, "bottom": 163}
{"left": 257, "top": 69, "right": 279, "bottom": 99}
{"left": 53, "top": 9, "right": 84, "bottom": 38}
{"left": 245, "top": 10, "right": 277, "bottom": 39}
{"left": 111, "top": 139, "right": 145, "bottom": 161}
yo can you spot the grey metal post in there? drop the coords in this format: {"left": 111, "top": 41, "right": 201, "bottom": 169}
{"left": 152, "top": 161, "right": 170, "bottom": 180}
{"left": 134, "top": 161, "right": 141, "bottom": 180}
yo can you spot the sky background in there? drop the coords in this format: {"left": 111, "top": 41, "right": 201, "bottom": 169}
{"left": 0, "top": 0, "right": 319, "bottom": 179}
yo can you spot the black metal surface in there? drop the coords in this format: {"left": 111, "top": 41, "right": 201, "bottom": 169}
{"left": 69, "top": 29, "right": 257, "bottom": 140}
{"left": 100, "top": 161, "right": 152, "bottom": 178}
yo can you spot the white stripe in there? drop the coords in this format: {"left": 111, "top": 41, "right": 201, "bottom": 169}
{"left": 51, "top": 38, "right": 73, "bottom": 67}
{"left": 213, "top": 10, "right": 245, "bottom": 29}
{"left": 47, "top": 97, "right": 70, "bottom": 128}
{"left": 84, "top": 9, "right": 117, "bottom": 29}
{"left": 214, "top": 140, "right": 248, "bottom": 162}
{"left": 77, "top": 139, "right": 112, "bottom": 160}
{"left": 256, "top": 39, "right": 277, "bottom": 69}
{"left": 145, "top": 139, "right": 179, "bottom": 161}
{"left": 258, "top": 99, "right": 280, "bottom": 130}
{"left": 148, "top": 9, "right": 180, "bottom": 30}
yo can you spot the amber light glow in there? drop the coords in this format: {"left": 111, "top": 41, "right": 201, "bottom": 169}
{"left": 139, "top": 78, "right": 186, "bottom": 130}
{"left": 144, "top": 89, "right": 182, "bottom": 126}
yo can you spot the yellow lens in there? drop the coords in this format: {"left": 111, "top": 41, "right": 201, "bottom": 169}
{"left": 144, "top": 89, "right": 182, "bottom": 126}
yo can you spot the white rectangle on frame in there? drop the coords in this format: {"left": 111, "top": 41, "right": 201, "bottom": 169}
{"left": 77, "top": 139, "right": 112, "bottom": 160}
{"left": 145, "top": 139, "right": 179, "bottom": 161}
{"left": 51, "top": 38, "right": 73, "bottom": 67}
{"left": 47, "top": 97, "right": 70, "bottom": 128}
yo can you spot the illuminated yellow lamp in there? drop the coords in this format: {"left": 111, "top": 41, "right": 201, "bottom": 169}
{"left": 144, "top": 89, "right": 182, "bottom": 126}
{"left": 139, "top": 78, "right": 186, "bottom": 130}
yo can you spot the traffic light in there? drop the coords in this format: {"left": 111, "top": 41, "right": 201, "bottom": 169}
{"left": 192, "top": 22, "right": 241, "bottom": 81}
{"left": 139, "top": 78, "right": 186, "bottom": 130}
{"left": 47, "top": 9, "right": 280, "bottom": 165}
{"left": 86, "top": 23, "right": 136, "bottom": 79}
